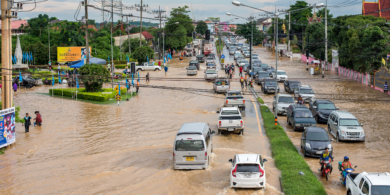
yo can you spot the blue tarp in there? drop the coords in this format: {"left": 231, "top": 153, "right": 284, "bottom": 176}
{"left": 70, "top": 60, "right": 84, "bottom": 68}
{"left": 68, "top": 60, "right": 82, "bottom": 66}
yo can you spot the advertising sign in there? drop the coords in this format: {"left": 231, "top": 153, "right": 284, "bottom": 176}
{"left": 57, "top": 47, "right": 91, "bottom": 63}
{"left": 0, "top": 107, "right": 16, "bottom": 149}
{"left": 374, "top": 67, "right": 390, "bottom": 90}
{"left": 332, "top": 50, "right": 339, "bottom": 68}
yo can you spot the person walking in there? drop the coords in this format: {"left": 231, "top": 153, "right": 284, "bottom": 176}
{"left": 239, "top": 66, "right": 243, "bottom": 76}
{"left": 23, "top": 113, "right": 32, "bottom": 133}
{"left": 158, "top": 61, "right": 161, "bottom": 67}
{"left": 384, "top": 82, "right": 388, "bottom": 94}
{"left": 240, "top": 76, "right": 245, "bottom": 89}
{"left": 13, "top": 82, "right": 17, "bottom": 93}
{"left": 146, "top": 72, "right": 150, "bottom": 82}
{"left": 34, "top": 111, "right": 42, "bottom": 126}
{"left": 244, "top": 74, "right": 248, "bottom": 89}
{"left": 136, "top": 80, "right": 140, "bottom": 93}
{"left": 229, "top": 68, "right": 233, "bottom": 79}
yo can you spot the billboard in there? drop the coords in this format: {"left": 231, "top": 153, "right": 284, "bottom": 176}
{"left": 0, "top": 107, "right": 16, "bottom": 149}
{"left": 57, "top": 47, "right": 91, "bottom": 63}
{"left": 374, "top": 67, "right": 390, "bottom": 90}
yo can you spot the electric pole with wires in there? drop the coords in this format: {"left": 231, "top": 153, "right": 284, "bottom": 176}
{"left": 135, "top": 1, "right": 149, "bottom": 47}
{"left": 153, "top": 6, "right": 166, "bottom": 60}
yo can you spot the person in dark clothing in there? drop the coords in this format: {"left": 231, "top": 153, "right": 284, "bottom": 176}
{"left": 146, "top": 73, "right": 150, "bottom": 82}
{"left": 136, "top": 80, "right": 140, "bottom": 93}
{"left": 34, "top": 111, "right": 42, "bottom": 126}
{"left": 23, "top": 113, "right": 32, "bottom": 133}
{"left": 384, "top": 82, "right": 388, "bottom": 94}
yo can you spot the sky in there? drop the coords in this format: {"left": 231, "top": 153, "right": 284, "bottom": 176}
{"left": 17, "top": 0, "right": 362, "bottom": 24}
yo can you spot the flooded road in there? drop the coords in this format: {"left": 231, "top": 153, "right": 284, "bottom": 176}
{"left": 253, "top": 47, "right": 390, "bottom": 194}
{"left": 0, "top": 41, "right": 283, "bottom": 194}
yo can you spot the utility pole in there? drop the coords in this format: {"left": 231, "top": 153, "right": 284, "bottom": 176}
{"left": 48, "top": 22, "right": 50, "bottom": 63}
{"left": 127, "top": 16, "right": 131, "bottom": 55}
{"left": 323, "top": 0, "right": 327, "bottom": 78}
{"left": 110, "top": 0, "right": 114, "bottom": 89}
{"left": 288, "top": 11, "right": 291, "bottom": 51}
{"left": 139, "top": 0, "right": 143, "bottom": 47}
{"left": 84, "top": 0, "right": 90, "bottom": 64}
{"left": 274, "top": 13, "right": 279, "bottom": 122}
{"left": 154, "top": 6, "right": 166, "bottom": 60}
{"left": 1, "top": 0, "right": 11, "bottom": 109}
{"left": 250, "top": 14, "right": 254, "bottom": 72}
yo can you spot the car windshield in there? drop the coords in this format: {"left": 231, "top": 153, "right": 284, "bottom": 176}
{"left": 264, "top": 81, "right": 276, "bottom": 86}
{"left": 318, "top": 103, "right": 336, "bottom": 110}
{"left": 339, "top": 119, "right": 360, "bottom": 126}
{"left": 207, "top": 64, "right": 216, "bottom": 67}
{"left": 219, "top": 116, "right": 242, "bottom": 120}
{"left": 221, "top": 110, "right": 240, "bottom": 115}
{"left": 259, "top": 73, "right": 270, "bottom": 77}
{"left": 261, "top": 64, "right": 268, "bottom": 68}
{"left": 206, "top": 70, "right": 217, "bottom": 74}
{"left": 290, "top": 82, "right": 300, "bottom": 87}
{"left": 215, "top": 81, "right": 229, "bottom": 85}
{"left": 279, "top": 97, "right": 294, "bottom": 103}
{"left": 371, "top": 186, "right": 390, "bottom": 195}
{"left": 277, "top": 72, "right": 287, "bottom": 75}
{"left": 175, "top": 140, "right": 204, "bottom": 151}
{"left": 253, "top": 67, "right": 262, "bottom": 72}
{"left": 307, "top": 132, "right": 329, "bottom": 141}
{"left": 237, "top": 164, "right": 260, "bottom": 172}
{"left": 294, "top": 110, "right": 313, "bottom": 118}
{"left": 188, "top": 66, "right": 197, "bottom": 70}
{"left": 227, "top": 96, "right": 244, "bottom": 99}
{"left": 300, "top": 89, "right": 314, "bottom": 94}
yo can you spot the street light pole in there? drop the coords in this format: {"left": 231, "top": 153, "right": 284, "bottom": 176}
{"left": 111, "top": 0, "right": 114, "bottom": 89}
{"left": 323, "top": 0, "right": 327, "bottom": 78}
{"left": 275, "top": 15, "right": 279, "bottom": 120}
{"left": 48, "top": 23, "right": 50, "bottom": 64}
{"left": 288, "top": 11, "right": 291, "bottom": 51}
{"left": 85, "top": 0, "right": 90, "bottom": 64}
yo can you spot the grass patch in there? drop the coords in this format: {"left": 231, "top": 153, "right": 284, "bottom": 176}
{"left": 257, "top": 97, "right": 264, "bottom": 104}
{"left": 49, "top": 88, "right": 132, "bottom": 102}
{"left": 258, "top": 98, "right": 326, "bottom": 195}
{"left": 0, "top": 148, "right": 4, "bottom": 155}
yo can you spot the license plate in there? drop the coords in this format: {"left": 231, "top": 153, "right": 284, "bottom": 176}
{"left": 228, "top": 128, "right": 234, "bottom": 131}
{"left": 351, "top": 138, "right": 357, "bottom": 140}
{"left": 186, "top": 157, "right": 194, "bottom": 161}
{"left": 316, "top": 151, "right": 322, "bottom": 154}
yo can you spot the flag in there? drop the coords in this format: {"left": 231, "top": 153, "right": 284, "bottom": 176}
{"left": 126, "top": 77, "right": 129, "bottom": 89}
{"left": 118, "top": 82, "right": 121, "bottom": 95}
{"left": 22, "top": 52, "right": 25, "bottom": 62}
{"left": 108, "top": 56, "right": 110, "bottom": 64}
{"left": 164, "top": 57, "right": 166, "bottom": 63}
{"left": 30, "top": 52, "right": 33, "bottom": 61}
{"left": 58, "top": 71, "right": 62, "bottom": 84}
{"left": 31, "top": 52, "right": 33, "bottom": 62}
{"left": 19, "top": 71, "right": 22, "bottom": 82}
{"left": 132, "top": 73, "right": 134, "bottom": 86}
{"left": 52, "top": 74, "right": 55, "bottom": 86}
{"left": 387, "top": 54, "right": 390, "bottom": 60}
{"left": 147, "top": 55, "right": 149, "bottom": 63}
{"left": 138, "top": 71, "right": 140, "bottom": 82}
{"left": 76, "top": 78, "right": 79, "bottom": 89}
{"left": 382, "top": 58, "right": 386, "bottom": 66}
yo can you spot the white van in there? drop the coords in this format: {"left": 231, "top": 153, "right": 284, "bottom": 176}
{"left": 173, "top": 123, "right": 215, "bottom": 170}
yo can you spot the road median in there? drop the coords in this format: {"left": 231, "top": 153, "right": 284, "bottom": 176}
{"left": 257, "top": 97, "right": 326, "bottom": 195}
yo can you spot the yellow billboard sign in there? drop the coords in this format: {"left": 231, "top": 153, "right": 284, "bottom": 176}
{"left": 57, "top": 47, "right": 91, "bottom": 62}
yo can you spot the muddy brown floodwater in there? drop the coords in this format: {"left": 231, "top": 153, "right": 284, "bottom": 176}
{"left": 0, "top": 41, "right": 283, "bottom": 194}
{"left": 253, "top": 47, "right": 390, "bottom": 195}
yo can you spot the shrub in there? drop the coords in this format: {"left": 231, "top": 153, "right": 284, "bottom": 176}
{"left": 78, "top": 64, "right": 110, "bottom": 92}
{"left": 49, "top": 88, "right": 128, "bottom": 102}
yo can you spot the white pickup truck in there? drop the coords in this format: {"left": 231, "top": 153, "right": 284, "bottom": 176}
{"left": 224, "top": 91, "right": 246, "bottom": 111}
{"left": 217, "top": 107, "right": 244, "bottom": 135}
{"left": 204, "top": 69, "right": 218, "bottom": 80}
{"left": 136, "top": 62, "right": 161, "bottom": 71}
{"left": 346, "top": 172, "right": 390, "bottom": 195}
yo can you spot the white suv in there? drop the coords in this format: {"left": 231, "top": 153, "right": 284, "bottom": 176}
{"left": 229, "top": 154, "right": 267, "bottom": 189}
{"left": 272, "top": 70, "right": 288, "bottom": 82}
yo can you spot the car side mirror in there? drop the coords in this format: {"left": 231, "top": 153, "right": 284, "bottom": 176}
{"left": 263, "top": 159, "right": 267, "bottom": 163}
{"left": 211, "top": 131, "right": 216, "bottom": 134}
{"left": 336, "top": 107, "right": 339, "bottom": 110}
{"left": 216, "top": 110, "right": 220, "bottom": 113}
{"left": 360, "top": 124, "right": 363, "bottom": 127}
{"left": 229, "top": 159, "right": 232, "bottom": 163}
{"left": 334, "top": 122, "right": 338, "bottom": 126}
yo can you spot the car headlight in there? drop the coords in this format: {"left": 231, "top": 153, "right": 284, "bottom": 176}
{"left": 360, "top": 131, "right": 365, "bottom": 136}
{"left": 341, "top": 131, "right": 346, "bottom": 135}
{"left": 305, "top": 143, "right": 311, "bottom": 149}
{"left": 277, "top": 105, "right": 283, "bottom": 109}
{"left": 328, "top": 144, "right": 332, "bottom": 150}
{"left": 295, "top": 123, "right": 301, "bottom": 127}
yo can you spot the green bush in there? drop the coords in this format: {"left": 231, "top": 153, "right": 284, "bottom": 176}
{"left": 41, "top": 77, "right": 60, "bottom": 83}
{"left": 115, "top": 65, "right": 127, "bottom": 69}
{"left": 292, "top": 46, "right": 301, "bottom": 53}
{"left": 49, "top": 88, "right": 129, "bottom": 102}
{"left": 258, "top": 98, "right": 326, "bottom": 195}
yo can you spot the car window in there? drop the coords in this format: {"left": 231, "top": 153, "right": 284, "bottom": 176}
{"left": 300, "top": 88, "right": 314, "bottom": 94}
{"left": 371, "top": 185, "right": 390, "bottom": 195}
{"left": 329, "top": 114, "right": 334, "bottom": 122}
{"left": 318, "top": 104, "right": 336, "bottom": 110}
{"left": 219, "top": 116, "right": 242, "bottom": 120}
{"left": 260, "top": 155, "right": 264, "bottom": 167}
{"left": 205, "top": 133, "right": 210, "bottom": 147}
{"left": 362, "top": 181, "right": 370, "bottom": 194}
{"left": 175, "top": 140, "right": 204, "bottom": 151}
{"left": 307, "top": 132, "right": 329, "bottom": 141}
{"left": 359, "top": 178, "right": 365, "bottom": 189}
{"left": 236, "top": 164, "right": 260, "bottom": 172}
{"left": 206, "top": 70, "right": 217, "bottom": 74}
{"left": 339, "top": 119, "right": 360, "bottom": 126}
{"left": 279, "top": 96, "right": 294, "bottom": 103}
{"left": 264, "top": 81, "right": 276, "bottom": 86}
{"left": 221, "top": 109, "right": 240, "bottom": 115}
{"left": 294, "top": 110, "right": 313, "bottom": 118}
{"left": 334, "top": 117, "right": 339, "bottom": 124}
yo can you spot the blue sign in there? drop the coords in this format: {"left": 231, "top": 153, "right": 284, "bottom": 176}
{"left": 0, "top": 107, "right": 16, "bottom": 149}
{"left": 221, "top": 54, "right": 225, "bottom": 59}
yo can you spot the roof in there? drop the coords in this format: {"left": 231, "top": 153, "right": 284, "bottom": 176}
{"left": 256, "top": 18, "right": 268, "bottom": 24}
{"left": 236, "top": 154, "right": 259, "bottom": 163}
{"left": 364, "top": 172, "right": 390, "bottom": 185}
{"left": 0, "top": 20, "right": 28, "bottom": 29}
{"left": 379, "top": 0, "right": 390, "bottom": 18}
{"left": 315, "top": 100, "right": 334, "bottom": 104}
{"left": 141, "top": 31, "right": 153, "bottom": 39}
{"left": 291, "top": 104, "right": 309, "bottom": 110}
{"left": 221, "top": 107, "right": 240, "bottom": 111}
{"left": 306, "top": 127, "right": 327, "bottom": 133}
{"left": 278, "top": 94, "right": 294, "bottom": 97}
{"left": 177, "top": 123, "right": 207, "bottom": 135}
{"left": 333, "top": 111, "right": 356, "bottom": 119}
{"left": 363, "top": 2, "right": 380, "bottom": 17}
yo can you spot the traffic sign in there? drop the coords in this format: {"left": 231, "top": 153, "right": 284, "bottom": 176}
{"left": 114, "top": 86, "right": 119, "bottom": 93}
{"left": 115, "top": 94, "right": 122, "bottom": 101}
{"left": 221, "top": 54, "right": 225, "bottom": 59}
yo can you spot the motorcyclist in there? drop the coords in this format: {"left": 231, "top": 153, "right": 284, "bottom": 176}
{"left": 320, "top": 147, "right": 334, "bottom": 173}
{"left": 297, "top": 95, "right": 304, "bottom": 104}
{"left": 341, "top": 156, "right": 353, "bottom": 179}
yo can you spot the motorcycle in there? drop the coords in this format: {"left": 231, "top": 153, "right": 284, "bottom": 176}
{"left": 319, "top": 160, "right": 333, "bottom": 181}
{"left": 338, "top": 161, "right": 357, "bottom": 185}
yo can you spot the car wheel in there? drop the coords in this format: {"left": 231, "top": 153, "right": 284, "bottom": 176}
{"left": 154, "top": 68, "right": 158, "bottom": 71}
{"left": 336, "top": 133, "right": 340, "bottom": 142}
{"left": 218, "top": 130, "right": 221, "bottom": 135}
{"left": 326, "top": 172, "right": 329, "bottom": 181}
{"left": 347, "top": 190, "right": 352, "bottom": 195}
{"left": 241, "top": 130, "right": 244, "bottom": 135}
{"left": 315, "top": 115, "right": 319, "bottom": 123}
{"left": 303, "top": 148, "right": 307, "bottom": 157}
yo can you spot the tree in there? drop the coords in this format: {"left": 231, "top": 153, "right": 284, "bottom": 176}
{"left": 316, "top": 8, "right": 333, "bottom": 20}
{"left": 195, "top": 21, "right": 208, "bottom": 35}
{"left": 165, "top": 5, "right": 194, "bottom": 50}
{"left": 132, "top": 46, "right": 154, "bottom": 64}
{"left": 121, "top": 38, "right": 147, "bottom": 54}
{"left": 236, "top": 22, "right": 265, "bottom": 45}
{"left": 78, "top": 64, "right": 110, "bottom": 92}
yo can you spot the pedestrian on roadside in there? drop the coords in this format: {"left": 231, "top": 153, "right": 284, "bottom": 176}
{"left": 240, "top": 76, "right": 244, "bottom": 89}
{"left": 239, "top": 66, "right": 243, "bottom": 76}
{"left": 158, "top": 61, "right": 161, "bottom": 67}
{"left": 146, "top": 72, "right": 150, "bottom": 82}
{"left": 136, "top": 80, "right": 140, "bottom": 93}
{"left": 34, "top": 111, "right": 42, "bottom": 126}
{"left": 229, "top": 69, "right": 233, "bottom": 79}
{"left": 244, "top": 74, "right": 248, "bottom": 89}
{"left": 13, "top": 82, "right": 17, "bottom": 93}
{"left": 126, "top": 79, "right": 130, "bottom": 91}
{"left": 23, "top": 113, "right": 31, "bottom": 133}
{"left": 384, "top": 82, "right": 388, "bottom": 94}
{"left": 164, "top": 66, "right": 168, "bottom": 74}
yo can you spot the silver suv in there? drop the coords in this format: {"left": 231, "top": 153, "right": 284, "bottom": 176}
{"left": 273, "top": 94, "right": 295, "bottom": 115}
{"left": 294, "top": 85, "right": 316, "bottom": 103}
{"left": 327, "top": 111, "right": 365, "bottom": 142}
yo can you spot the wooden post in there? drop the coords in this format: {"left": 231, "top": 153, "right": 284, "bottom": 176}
{"left": 2, "top": 0, "right": 12, "bottom": 109}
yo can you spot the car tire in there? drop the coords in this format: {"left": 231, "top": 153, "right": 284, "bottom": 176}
{"left": 241, "top": 130, "right": 244, "bottom": 135}
{"left": 337, "top": 133, "right": 340, "bottom": 142}
{"left": 218, "top": 130, "right": 221, "bottom": 135}
{"left": 154, "top": 68, "right": 158, "bottom": 71}
{"left": 347, "top": 190, "right": 352, "bottom": 195}
{"left": 315, "top": 115, "right": 319, "bottom": 123}
{"left": 303, "top": 148, "right": 307, "bottom": 157}
{"left": 328, "top": 125, "right": 331, "bottom": 133}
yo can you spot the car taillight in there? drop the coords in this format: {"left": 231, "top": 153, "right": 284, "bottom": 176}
{"left": 259, "top": 165, "right": 264, "bottom": 177}
{"left": 232, "top": 165, "right": 237, "bottom": 177}
{"left": 173, "top": 152, "right": 175, "bottom": 161}
{"left": 240, "top": 120, "right": 243, "bottom": 126}
{"left": 205, "top": 152, "right": 207, "bottom": 160}
{"left": 226, "top": 100, "right": 228, "bottom": 104}
{"left": 219, "top": 121, "right": 221, "bottom": 127}
{"left": 243, "top": 100, "right": 245, "bottom": 104}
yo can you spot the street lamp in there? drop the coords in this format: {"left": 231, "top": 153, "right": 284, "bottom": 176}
{"left": 231, "top": 1, "right": 324, "bottom": 122}
{"left": 226, "top": 12, "right": 255, "bottom": 73}
{"left": 163, "top": 22, "right": 179, "bottom": 66}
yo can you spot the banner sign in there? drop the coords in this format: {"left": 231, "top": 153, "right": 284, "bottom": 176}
{"left": 374, "top": 67, "right": 390, "bottom": 90}
{"left": 0, "top": 107, "right": 16, "bottom": 149}
{"left": 332, "top": 50, "right": 339, "bottom": 68}
{"left": 57, "top": 47, "right": 91, "bottom": 63}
